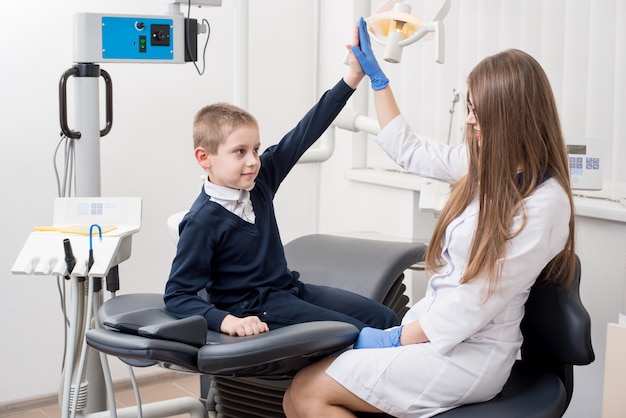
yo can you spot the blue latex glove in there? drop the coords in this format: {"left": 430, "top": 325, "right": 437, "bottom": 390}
{"left": 354, "top": 326, "right": 403, "bottom": 349}
{"left": 351, "top": 17, "right": 389, "bottom": 91}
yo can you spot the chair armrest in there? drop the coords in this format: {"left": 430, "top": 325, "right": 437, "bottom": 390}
{"left": 198, "top": 321, "right": 358, "bottom": 377}
{"left": 138, "top": 312, "right": 207, "bottom": 347}
{"left": 86, "top": 328, "right": 202, "bottom": 372}
{"left": 100, "top": 296, "right": 208, "bottom": 347}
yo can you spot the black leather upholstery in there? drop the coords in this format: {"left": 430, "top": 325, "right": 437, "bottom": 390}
{"left": 88, "top": 292, "right": 360, "bottom": 377}
{"left": 435, "top": 255, "right": 594, "bottom": 417}
{"left": 284, "top": 234, "right": 426, "bottom": 302}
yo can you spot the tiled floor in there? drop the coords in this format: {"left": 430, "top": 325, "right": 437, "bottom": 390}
{"left": 1, "top": 374, "right": 211, "bottom": 418}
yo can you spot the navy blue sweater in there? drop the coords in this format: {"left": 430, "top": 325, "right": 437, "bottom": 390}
{"left": 164, "top": 79, "right": 355, "bottom": 331}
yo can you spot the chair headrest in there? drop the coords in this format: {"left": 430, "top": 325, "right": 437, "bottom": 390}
{"left": 284, "top": 234, "right": 426, "bottom": 302}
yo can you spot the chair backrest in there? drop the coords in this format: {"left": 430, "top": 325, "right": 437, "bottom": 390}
{"left": 283, "top": 234, "right": 425, "bottom": 303}
{"left": 520, "top": 254, "right": 595, "bottom": 407}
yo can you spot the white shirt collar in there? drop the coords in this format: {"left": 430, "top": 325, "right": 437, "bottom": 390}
{"left": 203, "top": 178, "right": 256, "bottom": 224}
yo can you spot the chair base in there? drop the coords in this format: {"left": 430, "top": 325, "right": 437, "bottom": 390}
{"left": 206, "top": 362, "right": 564, "bottom": 418}
{"left": 213, "top": 376, "right": 289, "bottom": 418}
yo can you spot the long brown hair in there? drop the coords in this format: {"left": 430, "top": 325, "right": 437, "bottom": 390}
{"left": 425, "top": 49, "right": 576, "bottom": 293}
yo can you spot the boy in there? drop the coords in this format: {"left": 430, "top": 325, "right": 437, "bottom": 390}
{"left": 164, "top": 59, "right": 399, "bottom": 337}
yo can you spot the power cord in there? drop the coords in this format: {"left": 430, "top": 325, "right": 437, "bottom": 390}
{"left": 55, "top": 132, "right": 76, "bottom": 374}
{"left": 194, "top": 18, "right": 211, "bottom": 75}
{"left": 69, "top": 224, "right": 102, "bottom": 418}
{"left": 53, "top": 132, "right": 76, "bottom": 198}
{"left": 187, "top": 0, "right": 212, "bottom": 75}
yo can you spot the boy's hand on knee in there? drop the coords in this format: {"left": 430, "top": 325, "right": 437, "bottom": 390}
{"left": 220, "top": 314, "right": 269, "bottom": 336}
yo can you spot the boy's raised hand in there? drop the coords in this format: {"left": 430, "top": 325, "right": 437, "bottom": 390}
{"left": 343, "top": 20, "right": 366, "bottom": 89}
{"left": 351, "top": 17, "right": 389, "bottom": 91}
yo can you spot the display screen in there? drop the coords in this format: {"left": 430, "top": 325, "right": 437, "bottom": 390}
{"left": 567, "top": 144, "right": 587, "bottom": 155}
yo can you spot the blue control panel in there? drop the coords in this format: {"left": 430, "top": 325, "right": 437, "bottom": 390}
{"left": 102, "top": 16, "right": 174, "bottom": 60}
{"left": 569, "top": 156, "right": 600, "bottom": 176}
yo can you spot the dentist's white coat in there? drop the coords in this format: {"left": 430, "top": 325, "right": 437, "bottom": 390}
{"left": 326, "top": 115, "right": 571, "bottom": 417}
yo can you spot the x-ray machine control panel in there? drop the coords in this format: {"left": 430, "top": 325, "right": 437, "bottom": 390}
{"left": 74, "top": 12, "right": 194, "bottom": 63}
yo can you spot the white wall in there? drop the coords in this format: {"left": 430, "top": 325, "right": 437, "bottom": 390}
{"left": 1, "top": 1, "right": 625, "bottom": 418}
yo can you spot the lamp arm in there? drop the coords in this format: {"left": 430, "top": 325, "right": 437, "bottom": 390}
{"left": 432, "top": 0, "right": 451, "bottom": 22}
{"left": 373, "top": 0, "right": 403, "bottom": 15}
{"left": 396, "top": 21, "right": 445, "bottom": 64}
{"left": 433, "top": 21, "right": 445, "bottom": 64}
{"left": 431, "top": 0, "right": 451, "bottom": 64}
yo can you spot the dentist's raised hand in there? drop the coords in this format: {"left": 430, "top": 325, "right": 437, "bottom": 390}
{"left": 351, "top": 17, "right": 389, "bottom": 91}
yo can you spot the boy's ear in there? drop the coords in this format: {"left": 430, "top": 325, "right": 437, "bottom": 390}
{"left": 194, "top": 147, "right": 211, "bottom": 169}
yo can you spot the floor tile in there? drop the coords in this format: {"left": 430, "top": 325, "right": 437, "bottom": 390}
{"left": 1, "top": 373, "right": 206, "bottom": 418}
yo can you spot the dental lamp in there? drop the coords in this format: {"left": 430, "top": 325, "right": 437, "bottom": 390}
{"left": 366, "top": 0, "right": 451, "bottom": 64}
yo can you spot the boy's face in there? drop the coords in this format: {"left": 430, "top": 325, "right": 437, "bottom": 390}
{"left": 196, "top": 125, "right": 261, "bottom": 190}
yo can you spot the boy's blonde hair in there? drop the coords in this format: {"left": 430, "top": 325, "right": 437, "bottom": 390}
{"left": 193, "top": 103, "right": 258, "bottom": 153}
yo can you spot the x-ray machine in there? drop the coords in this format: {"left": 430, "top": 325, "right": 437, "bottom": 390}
{"left": 12, "top": 1, "right": 221, "bottom": 417}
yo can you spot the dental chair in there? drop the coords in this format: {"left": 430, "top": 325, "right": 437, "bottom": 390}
{"left": 86, "top": 233, "right": 425, "bottom": 417}
{"left": 87, "top": 238, "right": 592, "bottom": 418}
{"left": 359, "top": 255, "right": 594, "bottom": 418}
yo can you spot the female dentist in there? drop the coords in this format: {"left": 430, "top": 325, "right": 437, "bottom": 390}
{"left": 283, "top": 18, "right": 577, "bottom": 418}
